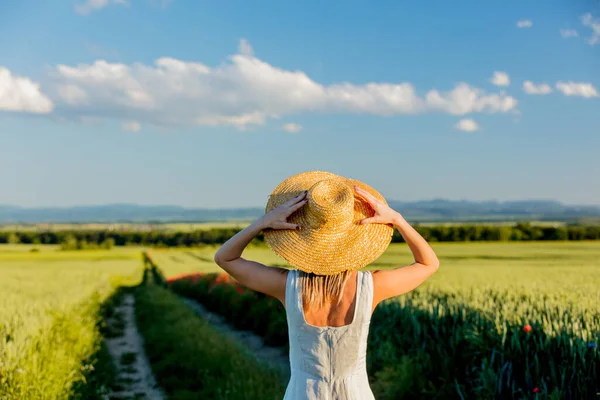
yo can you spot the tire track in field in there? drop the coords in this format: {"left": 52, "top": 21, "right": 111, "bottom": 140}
{"left": 183, "top": 251, "right": 214, "bottom": 263}
{"left": 180, "top": 297, "right": 291, "bottom": 381}
{"left": 104, "top": 293, "right": 165, "bottom": 400}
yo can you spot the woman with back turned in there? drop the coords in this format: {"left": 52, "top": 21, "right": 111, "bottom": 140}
{"left": 214, "top": 171, "right": 439, "bottom": 399}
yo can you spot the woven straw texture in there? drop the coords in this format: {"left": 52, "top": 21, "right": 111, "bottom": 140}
{"left": 264, "top": 171, "right": 394, "bottom": 275}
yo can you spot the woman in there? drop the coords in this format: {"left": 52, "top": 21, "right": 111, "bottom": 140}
{"left": 214, "top": 171, "right": 439, "bottom": 399}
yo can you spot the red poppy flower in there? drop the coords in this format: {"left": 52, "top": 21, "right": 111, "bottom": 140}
{"left": 236, "top": 287, "right": 244, "bottom": 294}
{"left": 533, "top": 387, "right": 539, "bottom": 393}
{"left": 523, "top": 325, "right": 532, "bottom": 333}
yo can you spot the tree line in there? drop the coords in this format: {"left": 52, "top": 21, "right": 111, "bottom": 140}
{"left": 0, "top": 223, "right": 599, "bottom": 248}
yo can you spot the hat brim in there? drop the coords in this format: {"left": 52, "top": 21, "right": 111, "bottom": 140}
{"left": 264, "top": 171, "right": 394, "bottom": 275}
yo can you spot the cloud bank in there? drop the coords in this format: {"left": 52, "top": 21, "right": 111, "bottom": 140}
{"left": 4, "top": 40, "right": 597, "bottom": 131}
{"left": 0, "top": 67, "right": 54, "bottom": 113}
{"left": 43, "top": 41, "right": 518, "bottom": 129}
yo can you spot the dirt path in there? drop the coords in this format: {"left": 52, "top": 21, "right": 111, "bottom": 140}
{"left": 104, "top": 293, "right": 165, "bottom": 400}
{"left": 181, "top": 297, "right": 291, "bottom": 380}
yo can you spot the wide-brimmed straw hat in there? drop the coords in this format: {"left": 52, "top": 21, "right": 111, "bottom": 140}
{"left": 264, "top": 170, "right": 394, "bottom": 275}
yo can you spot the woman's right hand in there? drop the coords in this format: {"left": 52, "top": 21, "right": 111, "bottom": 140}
{"left": 354, "top": 185, "right": 402, "bottom": 225}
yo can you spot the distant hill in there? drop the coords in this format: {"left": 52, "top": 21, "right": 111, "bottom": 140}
{"left": 386, "top": 199, "right": 600, "bottom": 222}
{"left": 1, "top": 199, "right": 599, "bottom": 224}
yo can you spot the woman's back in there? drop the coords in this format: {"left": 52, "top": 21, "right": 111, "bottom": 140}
{"left": 213, "top": 172, "right": 440, "bottom": 398}
{"left": 283, "top": 269, "right": 375, "bottom": 400}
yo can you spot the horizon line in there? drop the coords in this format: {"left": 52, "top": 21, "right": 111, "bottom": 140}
{"left": 2, "top": 197, "right": 600, "bottom": 210}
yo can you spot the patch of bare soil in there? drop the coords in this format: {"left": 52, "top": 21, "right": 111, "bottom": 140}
{"left": 104, "top": 294, "right": 165, "bottom": 400}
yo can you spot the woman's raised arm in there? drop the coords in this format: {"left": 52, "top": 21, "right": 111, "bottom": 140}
{"left": 213, "top": 191, "right": 308, "bottom": 305}
{"left": 353, "top": 186, "right": 439, "bottom": 309}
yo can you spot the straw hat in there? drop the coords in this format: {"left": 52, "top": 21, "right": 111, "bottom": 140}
{"left": 264, "top": 170, "right": 394, "bottom": 275}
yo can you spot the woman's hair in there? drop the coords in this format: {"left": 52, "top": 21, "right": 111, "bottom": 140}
{"left": 299, "top": 270, "right": 353, "bottom": 308}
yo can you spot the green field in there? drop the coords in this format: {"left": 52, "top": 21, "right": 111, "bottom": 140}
{"left": 151, "top": 241, "right": 600, "bottom": 320}
{"left": 158, "top": 241, "right": 600, "bottom": 397}
{"left": 152, "top": 241, "right": 600, "bottom": 342}
{"left": 0, "top": 219, "right": 569, "bottom": 233}
{"left": 0, "top": 221, "right": 255, "bottom": 232}
{"left": 1, "top": 241, "right": 599, "bottom": 398}
{"left": 152, "top": 240, "right": 599, "bottom": 288}
{"left": 0, "top": 246, "right": 142, "bottom": 399}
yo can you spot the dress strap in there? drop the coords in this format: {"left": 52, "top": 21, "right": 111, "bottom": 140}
{"left": 285, "top": 269, "right": 298, "bottom": 312}
{"left": 354, "top": 271, "right": 374, "bottom": 325}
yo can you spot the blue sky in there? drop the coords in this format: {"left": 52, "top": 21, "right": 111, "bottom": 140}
{"left": 1, "top": 0, "right": 599, "bottom": 208}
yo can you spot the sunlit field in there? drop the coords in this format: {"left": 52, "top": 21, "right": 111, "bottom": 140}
{"left": 152, "top": 241, "right": 600, "bottom": 288}
{"left": 0, "top": 221, "right": 254, "bottom": 232}
{"left": 158, "top": 241, "right": 600, "bottom": 397}
{"left": 0, "top": 246, "right": 142, "bottom": 399}
{"left": 2, "top": 241, "right": 598, "bottom": 398}
{"left": 153, "top": 241, "right": 600, "bottom": 340}
{"left": 0, "top": 219, "right": 569, "bottom": 233}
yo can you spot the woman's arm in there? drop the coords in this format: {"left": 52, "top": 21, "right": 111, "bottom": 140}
{"left": 213, "top": 191, "right": 308, "bottom": 305}
{"left": 353, "top": 186, "right": 439, "bottom": 309}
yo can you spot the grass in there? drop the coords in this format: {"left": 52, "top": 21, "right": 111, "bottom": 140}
{"left": 135, "top": 279, "right": 286, "bottom": 400}
{"left": 151, "top": 241, "right": 600, "bottom": 285}
{"left": 147, "top": 242, "right": 600, "bottom": 341}
{"left": 0, "top": 220, "right": 571, "bottom": 233}
{"left": 0, "top": 245, "right": 142, "bottom": 399}
{"left": 155, "top": 242, "right": 600, "bottom": 331}
{"left": 0, "top": 222, "right": 254, "bottom": 232}
{"left": 120, "top": 352, "right": 137, "bottom": 366}
{"left": 0, "top": 245, "right": 147, "bottom": 262}
{"left": 3, "top": 240, "right": 598, "bottom": 398}
{"left": 161, "top": 241, "right": 600, "bottom": 398}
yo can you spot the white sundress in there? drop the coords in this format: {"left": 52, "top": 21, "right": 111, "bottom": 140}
{"left": 283, "top": 269, "right": 376, "bottom": 400}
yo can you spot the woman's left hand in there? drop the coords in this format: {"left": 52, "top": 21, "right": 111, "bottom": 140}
{"left": 260, "top": 191, "right": 308, "bottom": 230}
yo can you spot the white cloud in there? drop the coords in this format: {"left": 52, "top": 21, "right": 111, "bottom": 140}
{"left": 560, "top": 29, "right": 578, "bottom": 38}
{"left": 0, "top": 67, "right": 54, "bottom": 113}
{"left": 122, "top": 121, "right": 141, "bottom": 132}
{"left": 58, "top": 84, "right": 89, "bottom": 105}
{"left": 581, "top": 13, "right": 600, "bottom": 45}
{"left": 555, "top": 81, "right": 598, "bottom": 98}
{"left": 455, "top": 119, "right": 479, "bottom": 132}
{"left": 283, "top": 123, "right": 302, "bottom": 133}
{"left": 239, "top": 38, "right": 254, "bottom": 57}
{"left": 491, "top": 71, "right": 510, "bottom": 87}
{"left": 425, "top": 83, "right": 517, "bottom": 115}
{"left": 517, "top": 19, "right": 533, "bottom": 28}
{"left": 523, "top": 81, "right": 552, "bottom": 95}
{"left": 45, "top": 40, "right": 518, "bottom": 129}
{"left": 326, "top": 82, "right": 423, "bottom": 114}
{"left": 74, "top": 0, "right": 127, "bottom": 15}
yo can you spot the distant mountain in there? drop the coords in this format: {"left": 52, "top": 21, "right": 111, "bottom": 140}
{"left": 1, "top": 199, "right": 599, "bottom": 224}
{"left": 385, "top": 199, "right": 600, "bottom": 221}
{"left": 0, "top": 204, "right": 264, "bottom": 224}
